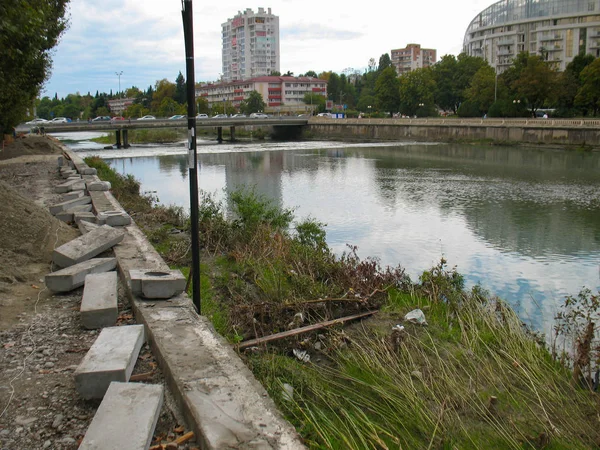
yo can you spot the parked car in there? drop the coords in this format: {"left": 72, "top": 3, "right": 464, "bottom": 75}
{"left": 168, "top": 114, "right": 185, "bottom": 120}
{"left": 230, "top": 113, "right": 247, "bottom": 118}
{"left": 249, "top": 113, "right": 268, "bottom": 119}
{"left": 137, "top": 115, "right": 156, "bottom": 121}
{"left": 92, "top": 116, "right": 111, "bottom": 122}
{"left": 110, "top": 116, "right": 126, "bottom": 123}
{"left": 212, "top": 114, "right": 228, "bottom": 119}
{"left": 196, "top": 114, "right": 208, "bottom": 119}
{"left": 25, "top": 118, "right": 48, "bottom": 125}
{"left": 317, "top": 112, "right": 332, "bottom": 118}
{"left": 50, "top": 117, "right": 70, "bottom": 123}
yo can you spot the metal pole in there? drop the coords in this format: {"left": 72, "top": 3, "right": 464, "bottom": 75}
{"left": 182, "top": 0, "right": 201, "bottom": 314}
{"left": 115, "top": 71, "right": 123, "bottom": 98}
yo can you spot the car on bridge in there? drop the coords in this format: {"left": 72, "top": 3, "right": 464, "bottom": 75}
{"left": 137, "top": 115, "right": 156, "bottom": 120}
{"left": 249, "top": 113, "right": 268, "bottom": 119}
{"left": 212, "top": 114, "right": 228, "bottom": 119}
{"left": 196, "top": 114, "right": 208, "bottom": 119}
{"left": 230, "top": 113, "right": 247, "bottom": 118}
{"left": 110, "top": 116, "right": 127, "bottom": 123}
{"left": 51, "top": 117, "right": 71, "bottom": 123}
{"left": 92, "top": 116, "right": 111, "bottom": 122}
{"left": 25, "top": 118, "right": 48, "bottom": 125}
{"left": 168, "top": 114, "right": 185, "bottom": 120}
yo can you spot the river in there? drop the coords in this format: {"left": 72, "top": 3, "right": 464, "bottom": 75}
{"left": 55, "top": 131, "right": 600, "bottom": 335}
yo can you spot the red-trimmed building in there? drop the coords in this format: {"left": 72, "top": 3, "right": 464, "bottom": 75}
{"left": 195, "top": 76, "right": 327, "bottom": 114}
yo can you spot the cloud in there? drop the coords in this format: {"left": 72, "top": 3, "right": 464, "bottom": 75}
{"left": 282, "top": 24, "right": 362, "bottom": 41}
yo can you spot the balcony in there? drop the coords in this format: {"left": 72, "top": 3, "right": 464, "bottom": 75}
{"left": 539, "top": 34, "right": 562, "bottom": 42}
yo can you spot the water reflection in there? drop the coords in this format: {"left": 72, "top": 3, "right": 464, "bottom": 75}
{"left": 70, "top": 140, "right": 600, "bottom": 333}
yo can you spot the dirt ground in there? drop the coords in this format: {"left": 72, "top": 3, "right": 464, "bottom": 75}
{"left": 0, "top": 136, "right": 198, "bottom": 449}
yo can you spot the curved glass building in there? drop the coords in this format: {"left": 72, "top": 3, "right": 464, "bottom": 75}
{"left": 463, "top": 0, "right": 600, "bottom": 72}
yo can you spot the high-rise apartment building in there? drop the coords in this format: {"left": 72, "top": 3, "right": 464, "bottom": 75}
{"left": 222, "top": 7, "right": 280, "bottom": 82}
{"left": 463, "top": 0, "right": 600, "bottom": 73}
{"left": 391, "top": 44, "right": 437, "bottom": 75}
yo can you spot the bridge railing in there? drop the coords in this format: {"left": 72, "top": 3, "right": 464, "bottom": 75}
{"left": 309, "top": 117, "right": 600, "bottom": 128}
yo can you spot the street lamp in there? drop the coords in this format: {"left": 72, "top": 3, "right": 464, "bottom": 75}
{"left": 513, "top": 99, "right": 521, "bottom": 118}
{"left": 223, "top": 98, "right": 226, "bottom": 115}
{"left": 115, "top": 71, "right": 123, "bottom": 98}
{"left": 367, "top": 105, "right": 372, "bottom": 117}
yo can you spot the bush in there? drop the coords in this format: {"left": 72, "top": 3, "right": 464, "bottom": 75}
{"left": 457, "top": 100, "right": 482, "bottom": 118}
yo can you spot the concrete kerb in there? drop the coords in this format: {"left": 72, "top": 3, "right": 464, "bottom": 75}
{"left": 62, "top": 147, "right": 305, "bottom": 449}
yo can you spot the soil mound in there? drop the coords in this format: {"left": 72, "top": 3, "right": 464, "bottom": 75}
{"left": 0, "top": 181, "right": 78, "bottom": 288}
{"left": 0, "top": 135, "right": 62, "bottom": 161}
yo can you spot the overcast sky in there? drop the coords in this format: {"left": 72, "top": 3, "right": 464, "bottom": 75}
{"left": 43, "top": 0, "right": 496, "bottom": 98}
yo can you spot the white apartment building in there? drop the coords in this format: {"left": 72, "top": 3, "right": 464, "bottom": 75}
{"left": 195, "top": 76, "right": 327, "bottom": 114}
{"left": 464, "top": 0, "right": 600, "bottom": 72}
{"left": 222, "top": 7, "right": 280, "bottom": 82}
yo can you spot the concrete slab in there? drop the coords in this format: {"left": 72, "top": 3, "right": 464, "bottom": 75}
{"left": 87, "top": 181, "right": 111, "bottom": 191}
{"left": 74, "top": 211, "right": 97, "bottom": 225}
{"left": 81, "top": 272, "right": 118, "bottom": 329}
{"left": 45, "top": 258, "right": 116, "bottom": 292}
{"left": 49, "top": 196, "right": 92, "bottom": 215}
{"left": 56, "top": 178, "right": 85, "bottom": 193}
{"left": 61, "top": 170, "right": 77, "bottom": 179}
{"left": 74, "top": 325, "right": 144, "bottom": 399}
{"left": 57, "top": 155, "right": 63, "bottom": 166}
{"left": 97, "top": 210, "right": 131, "bottom": 226}
{"left": 78, "top": 220, "right": 100, "bottom": 235}
{"left": 81, "top": 167, "right": 98, "bottom": 175}
{"left": 78, "top": 382, "right": 163, "bottom": 450}
{"left": 52, "top": 225, "right": 124, "bottom": 268}
{"left": 129, "top": 269, "right": 186, "bottom": 299}
{"left": 61, "top": 190, "right": 84, "bottom": 202}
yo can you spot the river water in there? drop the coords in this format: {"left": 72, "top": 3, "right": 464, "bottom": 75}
{"left": 55, "top": 131, "right": 600, "bottom": 334}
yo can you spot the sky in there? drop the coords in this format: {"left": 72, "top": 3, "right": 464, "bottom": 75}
{"left": 43, "top": 0, "right": 496, "bottom": 99}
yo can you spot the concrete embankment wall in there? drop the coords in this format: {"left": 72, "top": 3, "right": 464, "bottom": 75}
{"left": 306, "top": 118, "right": 600, "bottom": 148}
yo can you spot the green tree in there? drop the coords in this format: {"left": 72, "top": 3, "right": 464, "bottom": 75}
{"left": 378, "top": 53, "right": 392, "bottom": 72}
{"left": 303, "top": 70, "right": 318, "bottom": 78}
{"left": 240, "top": 91, "right": 266, "bottom": 114}
{"left": 398, "top": 68, "right": 436, "bottom": 117}
{"left": 375, "top": 66, "right": 400, "bottom": 115}
{"left": 151, "top": 79, "right": 176, "bottom": 112}
{"left": 557, "top": 54, "right": 595, "bottom": 116}
{"left": 174, "top": 72, "right": 186, "bottom": 104}
{"left": 283, "top": 70, "right": 294, "bottom": 76}
{"left": 303, "top": 93, "right": 326, "bottom": 114}
{"left": 270, "top": 70, "right": 281, "bottom": 76}
{"left": 511, "top": 54, "right": 557, "bottom": 116}
{"left": 327, "top": 73, "right": 341, "bottom": 103}
{"left": 157, "top": 97, "right": 180, "bottom": 117}
{"left": 124, "top": 103, "right": 149, "bottom": 119}
{"left": 465, "top": 65, "right": 496, "bottom": 113}
{"left": 575, "top": 58, "right": 600, "bottom": 116}
{"left": 0, "top": 0, "right": 70, "bottom": 133}
{"left": 196, "top": 97, "right": 210, "bottom": 115}
{"left": 432, "top": 55, "right": 460, "bottom": 114}
{"left": 126, "top": 87, "right": 142, "bottom": 98}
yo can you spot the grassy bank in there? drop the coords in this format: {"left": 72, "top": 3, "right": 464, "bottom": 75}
{"left": 86, "top": 156, "right": 600, "bottom": 449}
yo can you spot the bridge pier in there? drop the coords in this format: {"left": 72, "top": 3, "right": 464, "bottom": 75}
{"left": 230, "top": 126, "right": 236, "bottom": 142}
{"left": 123, "top": 129, "right": 130, "bottom": 149}
{"left": 217, "top": 127, "right": 223, "bottom": 143}
{"left": 115, "top": 130, "right": 122, "bottom": 149}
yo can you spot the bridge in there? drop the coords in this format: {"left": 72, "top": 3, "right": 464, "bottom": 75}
{"left": 16, "top": 116, "right": 309, "bottom": 147}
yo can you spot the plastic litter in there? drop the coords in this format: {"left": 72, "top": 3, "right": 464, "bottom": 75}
{"left": 282, "top": 383, "right": 294, "bottom": 401}
{"left": 404, "top": 309, "right": 427, "bottom": 326}
{"left": 293, "top": 349, "right": 310, "bottom": 363}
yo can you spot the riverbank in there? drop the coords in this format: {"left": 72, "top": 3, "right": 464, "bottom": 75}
{"left": 86, "top": 154, "right": 600, "bottom": 448}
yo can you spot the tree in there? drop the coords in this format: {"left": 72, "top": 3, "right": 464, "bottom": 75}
{"left": 511, "top": 54, "right": 557, "bottom": 116}
{"left": 575, "top": 58, "right": 600, "bottom": 116}
{"left": 174, "top": 72, "right": 186, "bottom": 104}
{"left": 124, "top": 103, "right": 149, "bottom": 119}
{"left": 465, "top": 65, "right": 496, "bottom": 113}
{"left": 270, "top": 70, "right": 281, "bottom": 76}
{"left": 239, "top": 90, "right": 265, "bottom": 115}
{"left": 557, "top": 54, "right": 595, "bottom": 115}
{"left": 303, "top": 70, "right": 318, "bottom": 78}
{"left": 375, "top": 66, "right": 400, "bottom": 115}
{"left": 398, "top": 68, "right": 436, "bottom": 117}
{"left": 151, "top": 79, "right": 176, "bottom": 112}
{"left": 432, "top": 55, "right": 460, "bottom": 114}
{"left": 303, "top": 93, "right": 326, "bottom": 114}
{"left": 0, "top": 0, "right": 70, "bottom": 133}
{"left": 196, "top": 97, "right": 210, "bottom": 115}
{"left": 378, "top": 53, "right": 392, "bottom": 72}
{"left": 327, "top": 73, "right": 341, "bottom": 103}
{"left": 283, "top": 70, "right": 294, "bottom": 76}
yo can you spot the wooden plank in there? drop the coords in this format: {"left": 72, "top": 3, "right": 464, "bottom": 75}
{"left": 237, "top": 311, "right": 377, "bottom": 350}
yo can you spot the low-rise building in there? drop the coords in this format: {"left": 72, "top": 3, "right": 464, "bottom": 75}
{"left": 195, "top": 76, "right": 327, "bottom": 114}
{"left": 107, "top": 97, "right": 135, "bottom": 115}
